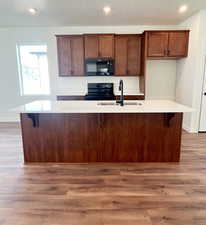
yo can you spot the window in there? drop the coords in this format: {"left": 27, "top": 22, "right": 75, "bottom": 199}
{"left": 17, "top": 44, "right": 50, "bottom": 95}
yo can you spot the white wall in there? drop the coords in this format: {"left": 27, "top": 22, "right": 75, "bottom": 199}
{"left": 176, "top": 10, "right": 206, "bottom": 132}
{"left": 146, "top": 60, "right": 177, "bottom": 100}
{"left": 0, "top": 25, "right": 178, "bottom": 122}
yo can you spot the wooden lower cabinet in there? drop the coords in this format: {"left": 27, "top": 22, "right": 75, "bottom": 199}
{"left": 115, "top": 95, "right": 145, "bottom": 100}
{"left": 56, "top": 95, "right": 145, "bottom": 101}
{"left": 57, "top": 96, "right": 85, "bottom": 100}
{"left": 21, "top": 113, "right": 183, "bottom": 163}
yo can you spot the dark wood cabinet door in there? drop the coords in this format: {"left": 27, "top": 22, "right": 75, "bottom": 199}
{"left": 147, "top": 32, "right": 169, "bottom": 57}
{"left": 168, "top": 31, "right": 189, "bottom": 57}
{"left": 56, "top": 37, "right": 72, "bottom": 76}
{"left": 115, "top": 35, "right": 141, "bottom": 76}
{"left": 84, "top": 35, "right": 99, "bottom": 59}
{"left": 127, "top": 35, "right": 141, "bottom": 75}
{"left": 71, "top": 36, "right": 84, "bottom": 76}
{"left": 99, "top": 34, "right": 114, "bottom": 58}
{"left": 115, "top": 35, "right": 128, "bottom": 76}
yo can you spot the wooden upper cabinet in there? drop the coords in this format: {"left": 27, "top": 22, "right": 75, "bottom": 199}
{"left": 146, "top": 30, "right": 189, "bottom": 59}
{"left": 99, "top": 35, "right": 114, "bottom": 58}
{"left": 168, "top": 31, "right": 189, "bottom": 57}
{"left": 147, "top": 32, "right": 169, "bottom": 57}
{"left": 84, "top": 34, "right": 114, "bottom": 59}
{"left": 115, "top": 35, "right": 141, "bottom": 76}
{"left": 56, "top": 31, "right": 189, "bottom": 78}
{"left": 115, "top": 36, "right": 127, "bottom": 75}
{"left": 57, "top": 36, "right": 72, "bottom": 76}
{"left": 127, "top": 36, "right": 141, "bottom": 75}
{"left": 71, "top": 37, "right": 84, "bottom": 76}
{"left": 56, "top": 35, "right": 84, "bottom": 76}
{"left": 84, "top": 35, "right": 99, "bottom": 58}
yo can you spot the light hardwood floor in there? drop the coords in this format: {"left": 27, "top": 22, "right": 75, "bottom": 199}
{"left": 0, "top": 122, "right": 206, "bottom": 225}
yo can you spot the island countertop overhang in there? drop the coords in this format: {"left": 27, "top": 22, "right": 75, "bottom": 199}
{"left": 13, "top": 100, "right": 193, "bottom": 114}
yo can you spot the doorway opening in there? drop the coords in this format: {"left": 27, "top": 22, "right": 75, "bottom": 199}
{"left": 199, "top": 55, "right": 206, "bottom": 132}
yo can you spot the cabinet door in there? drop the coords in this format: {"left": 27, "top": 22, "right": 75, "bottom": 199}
{"left": 127, "top": 35, "right": 141, "bottom": 75}
{"left": 168, "top": 31, "right": 189, "bottom": 57}
{"left": 115, "top": 35, "right": 128, "bottom": 76}
{"left": 57, "top": 37, "right": 72, "bottom": 76}
{"left": 71, "top": 36, "right": 84, "bottom": 76}
{"left": 147, "top": 32, "right": 169, "bottom": 57}
{"left": 99, "top": 34, "right": 114, "bottom": 58}
{"left": 84, "top": 35, "right": 99, "bottom": 59}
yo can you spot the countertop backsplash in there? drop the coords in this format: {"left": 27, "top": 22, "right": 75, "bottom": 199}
{"left": 56, "top": 76, "right": 142, "bottom": 96}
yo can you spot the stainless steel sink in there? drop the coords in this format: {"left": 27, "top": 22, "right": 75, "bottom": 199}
{"left": 97, "top": 102, "right": 142, "bottom": 106}
{"left": 97, "top": 102, "right": 117, "bottom": 106}
{"left": 124, "top": 102, "right": 142, "bottom": 106}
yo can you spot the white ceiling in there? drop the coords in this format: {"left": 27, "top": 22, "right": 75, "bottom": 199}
{"left": 0, "top": 0, "right": 206, "bottom": 27}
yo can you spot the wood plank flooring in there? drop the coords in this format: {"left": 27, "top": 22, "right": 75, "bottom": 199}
{"left": 0, "top": 122, "right": 206, "bottom": 225}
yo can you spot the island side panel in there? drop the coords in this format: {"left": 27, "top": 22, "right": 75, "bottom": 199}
{"left": 100, "top": 113, "right": 183, "bottom": 162}
{"left": 20, "top": 113, "right": 103, "bottom": 163}
{"left": 20, "top": 112, "right": 183, "bottom": 163}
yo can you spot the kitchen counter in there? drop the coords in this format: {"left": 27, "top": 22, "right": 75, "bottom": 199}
{"left": 14, "top": 100, "right": 192, "bottom": 114}
{"left": 17, "top": 100, "right": 193, "bottom": 163}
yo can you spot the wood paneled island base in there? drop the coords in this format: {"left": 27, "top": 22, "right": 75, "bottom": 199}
{"left": 21, "top": 113, "right": 183, "bottom": 163}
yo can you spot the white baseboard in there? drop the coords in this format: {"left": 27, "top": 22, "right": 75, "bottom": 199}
{"left": 183, "top": 123, "right": 198, "bottom": 133}
{"left": 0, "top": 113, "right": 20, "bottom": 122}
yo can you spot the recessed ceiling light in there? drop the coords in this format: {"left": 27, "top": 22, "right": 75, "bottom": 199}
{"left": 103, "top": 6, "right": 111, "bottom": 15}
{"left": 28, "top": 8, "right": 38, "bottom": 15}
{"left": 179, "top": 5, "right": 188, "bottom": 13}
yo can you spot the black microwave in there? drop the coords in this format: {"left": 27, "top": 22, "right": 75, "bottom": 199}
{"left": 85, "top": 58, "right": 114, "bottom": 76}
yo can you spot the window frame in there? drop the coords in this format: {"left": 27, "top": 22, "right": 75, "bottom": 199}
{"left": 16, "top": 42, "right": 50, "bottom": 96}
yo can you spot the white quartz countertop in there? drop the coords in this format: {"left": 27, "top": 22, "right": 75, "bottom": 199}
{"left": 13, "top": 100, "right": 193, "bottom": 113}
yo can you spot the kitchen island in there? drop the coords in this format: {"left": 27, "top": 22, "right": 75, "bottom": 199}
{"left": 15, "top": 100, "right": 192, "bottom": 163}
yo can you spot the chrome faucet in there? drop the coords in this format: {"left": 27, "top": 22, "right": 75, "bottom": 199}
{"left": 116, "top": 80, "right": 124, "bottom": 106}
